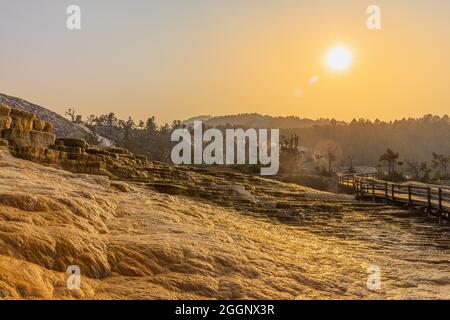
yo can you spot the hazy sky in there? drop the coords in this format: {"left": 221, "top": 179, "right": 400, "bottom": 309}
{"left": 1, "top": 0, "right": 449, "bottom": 124}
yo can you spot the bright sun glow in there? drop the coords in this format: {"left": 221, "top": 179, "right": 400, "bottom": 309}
{"left": 326, "top": 47, "right": 352, "bottom": 71}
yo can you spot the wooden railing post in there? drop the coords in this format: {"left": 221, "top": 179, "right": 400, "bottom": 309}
{"left": 372, "top": 181, "right": 375, "bottom": 202}
{"left": 385, "top": 182, "right": 388, "bottom": 202}
{"left": 427, "top": 187, "right": 431, "bottom": 217}
{"left": 391, "top": 184, "right": 395, "bottom": 203}
{"left": 357, "top": 179, "right": 360, "bottom": 198}
{"left": 362, "top": 181, "right": 365, "bottom": 196}
{"left": 408, "top": 185, "right": 412, "bottom": 208}
{"left": 360, "top": 180, "right": 363, "bottom": 199}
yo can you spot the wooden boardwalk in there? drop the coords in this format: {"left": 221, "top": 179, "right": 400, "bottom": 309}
{"left": 337, "top": 173, "right": 450, "bottom": 223}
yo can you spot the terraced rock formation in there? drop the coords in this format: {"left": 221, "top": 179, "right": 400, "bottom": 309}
{"left": 0, "top": 102, "right": 148, "bottom": 179}
{"left": 0, "top": 94, "right": 96, "bottom": 141}
{"left": 1, "top": 103, "right": 341, "bottom": 225}
{"left": 0, "top": 103, "right": 448, "bottom": 299}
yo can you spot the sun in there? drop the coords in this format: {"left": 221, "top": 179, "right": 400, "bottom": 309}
{"left": 326, "top": 46, "right": 352, "bottom": 72}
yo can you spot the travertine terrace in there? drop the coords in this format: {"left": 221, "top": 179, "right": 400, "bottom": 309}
{"left": 0, "top": 103, "right": 448, "bottom": 299}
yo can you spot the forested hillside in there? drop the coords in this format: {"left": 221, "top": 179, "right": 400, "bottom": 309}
{"left": 82, "top": 112, "right": 450, "bottom": 173}
{"left": 282, "top": 115, "right": 450, "bottom": 166}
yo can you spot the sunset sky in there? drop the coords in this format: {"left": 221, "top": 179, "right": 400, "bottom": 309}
{"left": 1, "top": 0, "right": 449, "bottom": 124}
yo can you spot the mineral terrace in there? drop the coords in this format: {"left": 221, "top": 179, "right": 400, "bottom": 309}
{"left": 0, "top": 102, "right": 448, "bottom": 299}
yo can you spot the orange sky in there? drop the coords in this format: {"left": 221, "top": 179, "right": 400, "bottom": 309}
{"left": 1, "top": 1, "right": 449, "bottom": 124}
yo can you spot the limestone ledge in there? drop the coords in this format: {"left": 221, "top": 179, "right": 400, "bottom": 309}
{"left": 0, "top": 103, "right": 150, "bottom": 180}
{"left": 1, "top": 129, "right": 56, "bottom": 149}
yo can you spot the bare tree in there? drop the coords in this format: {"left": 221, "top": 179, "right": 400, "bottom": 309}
{"left": 346, "top": 155, "right": 355, "bottom": 173}
{"left": 405, "top": 160, "right": 430, "bottom": 181}
{"left": 65, "top": 108, "right": 76, "bottom": 122}
{"left": 315, "top": 140, "right": 343, "bottom": 176}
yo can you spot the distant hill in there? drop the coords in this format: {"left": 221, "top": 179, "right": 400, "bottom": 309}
{"left": 182, "top": 115, "right": 212, "bottom": 127}
{"left": 182, "top": 113, "right": 344, "bottom": 129}
{"left": 0, "top": 93, "right": 96, "bottom": 141}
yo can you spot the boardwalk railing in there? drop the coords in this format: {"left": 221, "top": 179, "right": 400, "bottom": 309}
{"left": 337, "top": 173, "right": 449, "bottom": 222}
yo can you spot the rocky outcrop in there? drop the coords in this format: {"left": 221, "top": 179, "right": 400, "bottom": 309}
{"left": 0, "top": 103, "right": 10, "bottom": 116}
{"left": 0, "top": 93, "right": 96, "bottom": 141}
{"left": 0, "top": 102, "right": 149, "bottom": 180}
{"left": 10, "top": 109, "right": 35, "bottom": 130}
{"left": 56, "top": 137, "right": 88, "bottom": 148}
{"left": 0, "top": 139, "right": 8, "bottom": 147}
{"left": 0, "top": 103, "right": 56, "bottom": 150}
{"left": 2, "top": 129, "right": 56, "bottom": 149}
{"left": 0, "top": 103, "right": 12, "bottom": 131}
